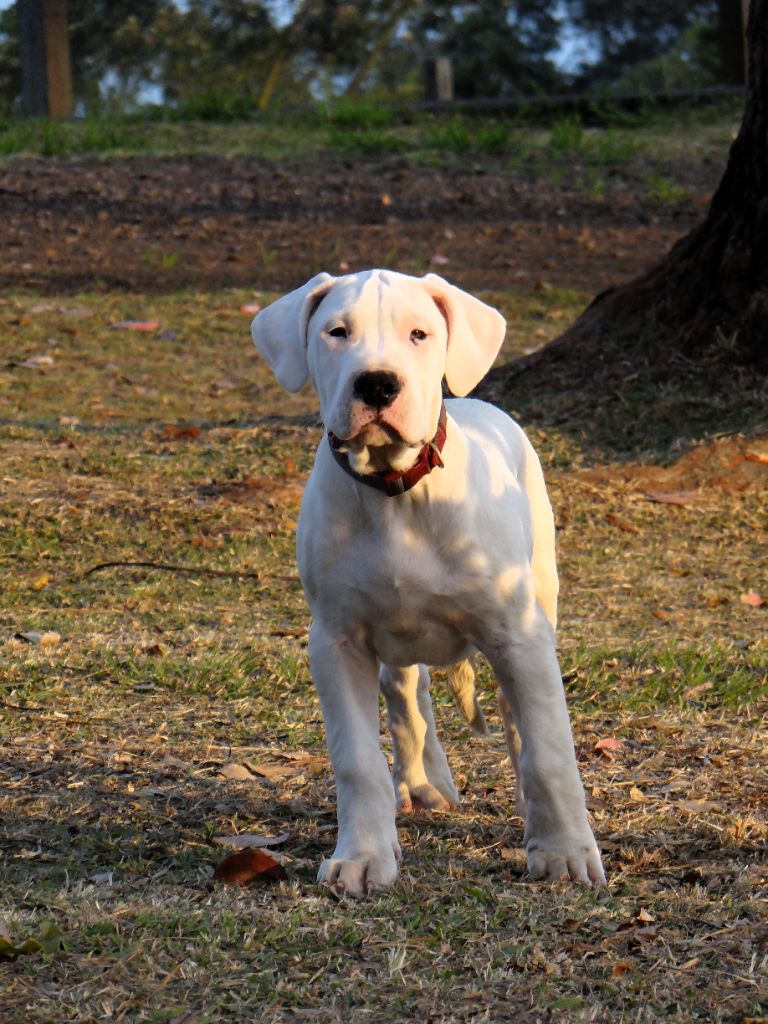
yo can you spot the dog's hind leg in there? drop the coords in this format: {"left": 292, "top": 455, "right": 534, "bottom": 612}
{"left": 381, "top": 663, "right": 460, "bottom": 813}
{"left": 498, "top": 691, "right": 526, "bottom": 818}
{"left": 446, "top": 658, "right": 489, "bottom": 737}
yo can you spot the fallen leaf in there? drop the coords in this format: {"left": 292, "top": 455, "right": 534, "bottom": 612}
{"left": 161, "top": 425, "right": 202, "bottom": 441}
{"left": 645, "top": 490, "right": 700, "bottom": 506}
{"left": 213, "top": 831, "right": 291, "bottom": 850}
{"left": 33, "top": 576, "right": 49, "bottom": 590}
{"left": 605, "top": 512, "right": 640, "bottom": 533}
{"left": 111, "top": 320, "right": 160, "bottom": 331}
{"left": 212, "top": 848, "right": 287, "bottom": 886}
{"left": 0, "top": 920, "right": 62, "bottom": 958}
{"left": 636, "top": 908, "right": 655, "bottom": 924}
{"left": 651, "top": 609, "right": 671, "bottom": 620}
{"left": 739, "top": 591, "right": 767, "bottom": 608}
{"left": 682, "top": 681, "right": 713, "bottom": 700}
{"left": 629, "top": 786, "right": 649, "bottom": 803}
{"left": 594, "top": 737, "right": 623, "bottom": 752}
{"left": 219, "top": 762, "right": 254, "bottom": 782}
{"left": 243, "top": 761, "right": 302, "bottom": 782}
{"left": 14, "top": 630, "right": 42, "bottom": 644}
{"left": 21, "top": 354, "right": 55, "bottom": 368}
{"left": 611, "top": 961, "right": 633, "bottom": 976}
{"left": 675, "top": 799, "right": 721, "bottom": 813}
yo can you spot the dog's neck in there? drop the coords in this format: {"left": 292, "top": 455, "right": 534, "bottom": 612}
{"left": 327, "top": 403, "right": 447, "bottom": 497}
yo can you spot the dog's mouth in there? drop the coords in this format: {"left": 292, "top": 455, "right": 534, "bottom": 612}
{"left": 331, "top": 414, "right": 415, "bottom": 449}
{"left": 352, "top": 421, "right": 407, "bottom": 446}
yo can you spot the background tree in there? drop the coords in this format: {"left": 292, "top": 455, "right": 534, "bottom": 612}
{"left": 485, "top": 0, "right": 766, "bottom": 451}
{"left": 406, "top": 0, "right": 562, "bottom": 99}
{"left": 563, "top": 0, "right": 720, "bottom": 90}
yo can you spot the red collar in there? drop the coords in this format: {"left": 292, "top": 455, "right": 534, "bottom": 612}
{"left": 328, "top": 403, "right": 447, "bottom": 497}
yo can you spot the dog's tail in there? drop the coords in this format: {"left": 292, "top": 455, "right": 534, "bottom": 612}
{"left": 446, "top": 659, "right": 489, "bottom": 737}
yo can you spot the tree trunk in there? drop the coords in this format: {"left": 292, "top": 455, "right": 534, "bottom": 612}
{"left": 18, "top": 0, "right": 73, "bottom": 118}
{"left": 495, "top": 0, "right": 767, "bottom": 387}
{"left": 19, "top": 0, "right": 48, "bottom": 117}
{"left": 719, "top": 0, "right": 746, "bottom": 84}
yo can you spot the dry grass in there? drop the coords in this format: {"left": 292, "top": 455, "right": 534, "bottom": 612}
{"left": 1, "top": 289, "right": 766, "bottom": 1023}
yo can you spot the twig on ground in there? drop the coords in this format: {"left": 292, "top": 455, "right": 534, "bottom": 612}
{"left": 81, "top": 561, "right": 259, "bottom": 580}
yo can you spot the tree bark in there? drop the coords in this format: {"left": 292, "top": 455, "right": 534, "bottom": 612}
{"left": 719, "top": 0, "right": 746, "bottom": 84}
{"left": 495, "top": 0, "right": 767, "bottom": 387}
{"left": 19, "top": 0, "right": 48, "bottom": 117}
{"left": 18, "top": 0, "right": 73, "bottom": 118}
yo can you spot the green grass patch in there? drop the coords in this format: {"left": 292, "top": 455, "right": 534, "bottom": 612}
{"left": 0, "top": 99, "right": 741, "bottom": 173}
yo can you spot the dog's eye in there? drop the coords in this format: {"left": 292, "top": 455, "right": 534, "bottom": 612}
{"left": 328, "top": 326, "right": 348, "bottom": 339}
{"left": 410, "top": 329, "right": 427, "bottom": 344}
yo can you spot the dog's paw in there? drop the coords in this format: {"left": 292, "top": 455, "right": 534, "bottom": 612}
{"left": 525, "top": 833, "right": 605, "bottom": 886}
{"left": 395, "top": 780, "right": 457, "bottom": 814}
{"left": 318, "top": 844, "right": 400, "bottom": 897}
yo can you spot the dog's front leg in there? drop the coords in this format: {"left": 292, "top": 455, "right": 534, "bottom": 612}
{"left": 487, "top": 610, "right": 605, "bottom": 886}
{"left": 309, "top": 621, "right": 401, "bottom": 896}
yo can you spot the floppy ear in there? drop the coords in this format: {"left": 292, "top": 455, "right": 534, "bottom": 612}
{"left": 422, "top": 273, "right": 506, "bottom": 397}
{"left": 251, "top": 272, "right": 335, "bottom": 392}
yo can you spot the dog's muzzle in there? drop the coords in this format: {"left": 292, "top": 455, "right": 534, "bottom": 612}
{"left": 328, "top": 403, "right": 447, "bottom": 497}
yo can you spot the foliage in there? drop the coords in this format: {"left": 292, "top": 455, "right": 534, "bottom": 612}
{"left": 0, "top": 0, "right": 726, "bottom": 115}
{"left": 562, "top": 0, "right": 720, "bottom": 89}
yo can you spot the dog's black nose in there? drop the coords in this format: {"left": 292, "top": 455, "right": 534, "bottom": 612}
{"left": 353, "top": 371, "right": 402, "bottom": 409}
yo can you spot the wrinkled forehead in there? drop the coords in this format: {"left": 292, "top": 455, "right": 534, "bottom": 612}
{"left": 310, "top": 271, "right": 445, "bottom": 332}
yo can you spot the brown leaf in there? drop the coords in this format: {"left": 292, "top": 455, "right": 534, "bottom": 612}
{"left": 675, "top": 799, "right": 721, "bottom": 813}
{"left": 611, "top": 961, "right": 632, "bottom": 976}
{"left": 111, "top": 320, "right": 160, "bottom": 331}
{"left": 212, "top": 848, "right": 287, "bottom": 886}
{"left": 629, "top": 786, "right": 649, "bottom": 803}
{"left": 682, "top": 681, "right": 713, "bottom": 700}
{"left": 161, "top": 425, "right": 202, "bottom": 441}
{"left": 594, "top": 737, "right": 623, "bottom": 752}
{"left": 645, "top": 490, "right": 700, "bottom": 506}
{"left": 219, "top": 762, "right": 254, "bottom": 782}
{"left": 605, "top": 512, "right": 640, "bottom": 533}
{"left": 636, "top": 908, "right": 655, "bottom": 924}
{"left": 243, "top": 761, "right": 303, "bottom": 782}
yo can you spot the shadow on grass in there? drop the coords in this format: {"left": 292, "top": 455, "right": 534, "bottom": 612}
{"left": 479, "top": 329, "right": 768, "bottom": 465}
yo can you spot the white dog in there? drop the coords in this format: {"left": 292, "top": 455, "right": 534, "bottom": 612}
{"left": 252, "top": 269, "right": 604, "bottom": 896}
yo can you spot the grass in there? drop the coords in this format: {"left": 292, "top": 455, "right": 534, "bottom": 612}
{"left": 1, "top": 287, "right": 766, "bottom": 1022}
{"left": 0, "top": 99, "right": 741, "bottom": 176}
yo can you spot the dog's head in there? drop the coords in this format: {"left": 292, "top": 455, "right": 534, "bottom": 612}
{"left": 252, "top": 269, "right": 505, "bottom": 464}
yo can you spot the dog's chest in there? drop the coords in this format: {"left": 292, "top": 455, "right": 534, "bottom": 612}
{"left": 308, "top": 507, "right": 506, "bottom": 666}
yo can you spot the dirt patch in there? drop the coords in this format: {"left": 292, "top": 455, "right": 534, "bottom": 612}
{"left": 578, "top": 435, "right": 768, "bottom": 495}
{"left": 0, "top": 154, "right": 708, "bottom": 295}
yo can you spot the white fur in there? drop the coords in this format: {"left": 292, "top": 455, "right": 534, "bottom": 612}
{"left": 252, "top": 269, "right": 604, "bottom": 896}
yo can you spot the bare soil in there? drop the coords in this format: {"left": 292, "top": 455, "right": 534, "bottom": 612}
{"left": 0, "top": 154, "right": 713, "bottom": 295}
